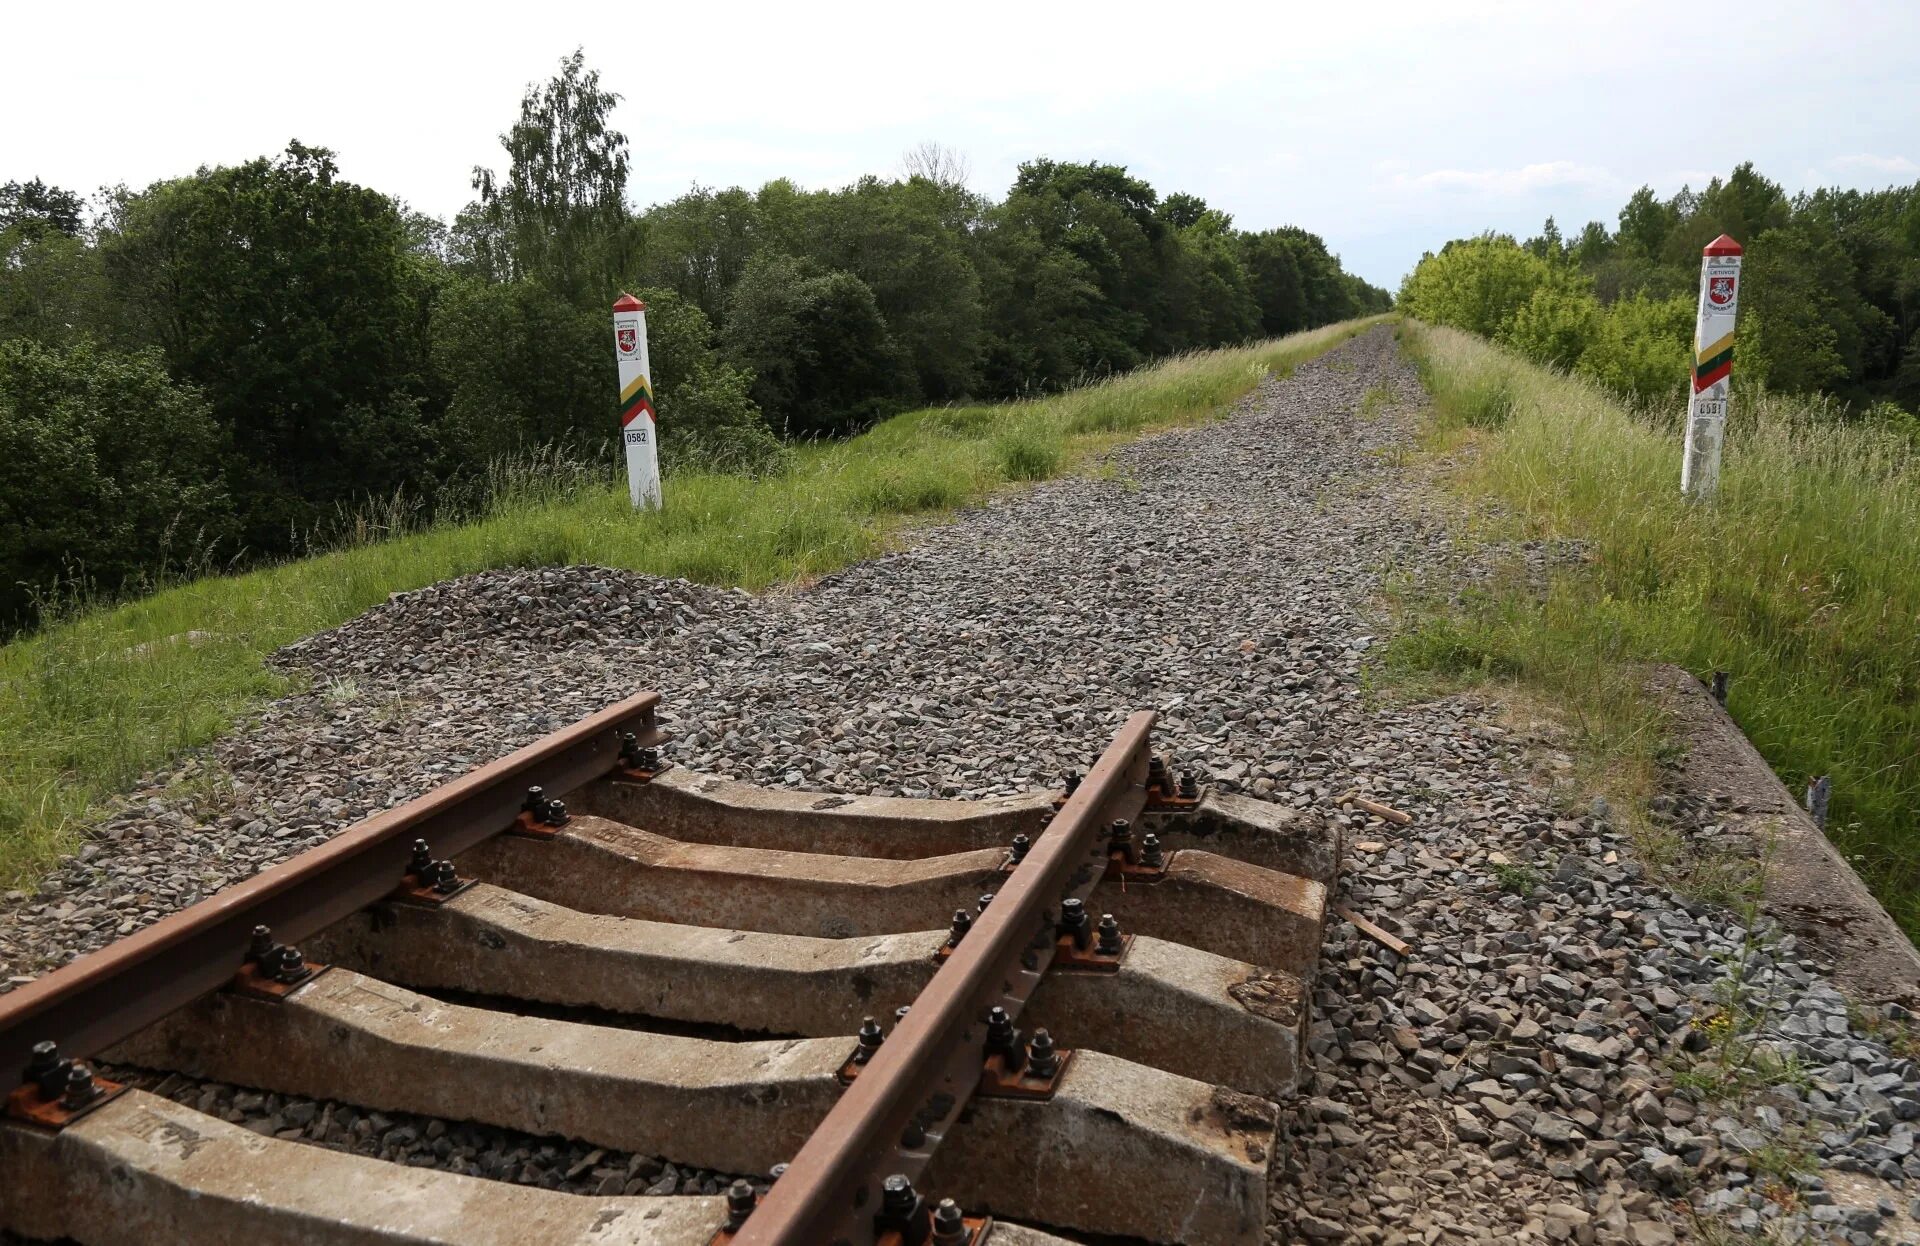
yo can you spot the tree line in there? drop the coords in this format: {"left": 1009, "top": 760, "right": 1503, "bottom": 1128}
{"left": 1398, "top": 162, "right": 1920, "bottom": 420}
{"left": 0, "top": 51, "right": 1388, "bottom": 632}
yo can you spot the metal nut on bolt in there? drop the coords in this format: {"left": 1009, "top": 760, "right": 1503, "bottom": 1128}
{"left": 1097, "top": 912, "right": 1123, "bottom": 955}
{"left": 853, "top": 1017, "right": 884, "bottom": 1064}
{"left": 617, "top": 731, "right": 659, "bottom": 771}
{"left": 246, "top": 924, "right": 276, "bottom": 964}
{"left": 1027, "top": 1028, "right": 1060, "bottom": 1079}
{"left": 1140, "top": 832, "right": 1165, "bottom": 869}
{"left": 946, "top": 909, "right": 971, "bottom": 947}
{"left": 1008, "top": 833, "right": 1030, "bottom": 864}
{"left": 725, "top": 1178, "right": 756, "bottom": 1229}
{"left": 25, "top": 1040, "right": 65, "bottom": 1098}
{"left": 271, "top": 944, "right": 308, "bottom": 985}
{"left": 931, "top": 1198, "right": 969, "bottom": 1245}
{"left": 881, "top": 1173, "right": 920, "bottom": 1220}
{"left": 60, "top": 1063, "right": 101, "bottom": 1110}
{"left": 984, "top": 1005, "right": 1024, "bottom": 1073}
{"left": 1058, "top": 897, "right": 1090, "bottom": 949}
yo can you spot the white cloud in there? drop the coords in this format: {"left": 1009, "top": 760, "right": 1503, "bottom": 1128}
{"left": 1828, "top": 153, "right": 1920, "bottom": 177}
{"left": 1384, "top": 161, "right": 1614, "bottom": 197}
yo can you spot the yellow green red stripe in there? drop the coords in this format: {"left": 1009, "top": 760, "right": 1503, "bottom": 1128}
{"left": 619, "top": 372, "right": 655, "bottom": 426}
{"left": 1693, "top": 331, "right": 1734, "bottom": 392}
{"left": 1696, "top": 332, "right": 1735, "bottom": 366}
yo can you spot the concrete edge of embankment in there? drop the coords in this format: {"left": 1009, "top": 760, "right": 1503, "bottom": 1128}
{"left": 1650, "top": 663, "right": 1920, "bottom": 1009}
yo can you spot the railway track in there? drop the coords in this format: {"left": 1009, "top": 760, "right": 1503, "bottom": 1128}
{"left": 0, "top": 690, "right": 1341, "bottom": 1245}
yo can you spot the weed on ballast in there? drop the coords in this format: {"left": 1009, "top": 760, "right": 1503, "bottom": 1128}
{"left": 1490, "top": 861, "right": 1543, "bottom": 897}
{"left": 1668, "top": 901, "right": 1813, "bottom": 1106}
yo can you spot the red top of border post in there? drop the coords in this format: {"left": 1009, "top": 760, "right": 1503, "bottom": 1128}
{"left": 612, "top": 293, "right": 646, "bottom": 312}
{"left": 1703, "top": 234, "right": 1743, "bottom": 257}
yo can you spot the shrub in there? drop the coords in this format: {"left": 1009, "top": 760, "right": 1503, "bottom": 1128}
{"left": 0, "top": 339, "right": 232, "bottom": 629}
{"left": 722, "top": 253, "right": 916, "bottom": 438}
{"left": 1501, "top": 284, "right": 1604, "bottom": 371}
{"left": 1398, "top": 235, "right": 1554, "bottom": 339}
{"left": 1576, "top": 294, "right": 1693, "bottom": 408}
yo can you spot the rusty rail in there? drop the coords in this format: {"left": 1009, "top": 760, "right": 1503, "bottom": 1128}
{"left": 0, "top": 690, "right": 666, "bottom": 1082}
{"left": 733, "top": 711, "right": 1155, "bottom": 1246}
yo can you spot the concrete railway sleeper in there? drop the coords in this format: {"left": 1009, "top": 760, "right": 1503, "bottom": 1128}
{"left": 311, "top": 886, "right": 1309, "bottom": 1098}
{"left": 0, "top": 691, "right": 1339, "bottom": 1246}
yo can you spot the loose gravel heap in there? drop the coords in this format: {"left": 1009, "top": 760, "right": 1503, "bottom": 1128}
{"left": 6, "top": 325, "right": 1920, "bottom": 1243}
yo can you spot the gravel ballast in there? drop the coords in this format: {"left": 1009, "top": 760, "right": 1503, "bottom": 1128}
{"left": 5, "top": 325, "right": 1919, "bottom": 1244}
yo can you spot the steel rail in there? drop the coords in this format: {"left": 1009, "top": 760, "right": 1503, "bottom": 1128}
{"left": 732, "top": 710, "right": 1156, "bottom": 1246}
{"left": 0, "top": 689, "right": 666, "bottom": 1082}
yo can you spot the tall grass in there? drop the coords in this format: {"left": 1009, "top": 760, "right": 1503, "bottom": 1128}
{"left": 1390, "top": 320, "right": 1920, "bottom": 930}
{"left": 0, "top": 318, "right": 1380, "bottom": 890}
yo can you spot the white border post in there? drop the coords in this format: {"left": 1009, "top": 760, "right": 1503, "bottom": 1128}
{"left": 1682, "top": 234, "right": 1743, "bottom": 500}
{"left": 613, "top": 293, "right": 662, "bottom": 510}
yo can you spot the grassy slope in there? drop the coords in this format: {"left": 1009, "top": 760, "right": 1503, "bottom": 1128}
{"left": 1389, "top": 320, "right": 1920, "bottom": 930}
{"left": 0, "top": 318, "right": 1380, "bottom": 889}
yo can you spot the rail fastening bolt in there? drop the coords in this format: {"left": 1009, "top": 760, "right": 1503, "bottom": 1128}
{"left": 247, "top": 924, "right": 275, "bottom": 964}
{"left": 725, "top": 1178, "right": 756, "bottom": 1229}
{"left": 977, "top": 892, "right": 995, "bottom": 913}
{"left": 854, "top": 1017, "right": 884, "bottom": 1064}
{"left": 1179, "top": 770, "right": 1199, "bottom": 799}
{"left": 932, "top": 1198, "right": 969, "bottom": 1245}
{"left": 1097, "top": 912, "right": 1122, "bottom": 955}
{"left": 1148, "top": 756, "right": 1169, "bottom": 789}
{"left": 406, "top": 838, "right": 433, "bottom": 879}
{"left": 523, "top": 785, "right": 548, "bottom": 818}
{"left": 770, "top": 1163, "right": 788, "bottom": 1181}
{"left": 1140, "top": 832, "right": 1165, "bottom": 869}
{"left": 984, "top": 1005, "right": 1024, "bottom": 1073}
{"left": 25, "top": 1040, "right": 62, "bottom": 1096}
{"left": 947, "top": 909, "right": 971, "bottom": 947}
{"left": 430, "top": 860, "right": 461, "bottom": 895}
{"left": 272, "top": 945, "right": 307, "bottom": 985}
{"left": 543, "top": 797, "right": 569, "bottom": 826}
{"left": 881, "top": 1173, "right": 917, "bottom": 1218}
{"left": 1008, "top": 833, "right": 1030, "bottom": 864}
{"left": 60, "top": 1063, "right": 100, "bottom": 1111}
{"left": 1062, "top": 772, "right": 1080, "bottom": 796}
{"left": 1027, "top": 1028, "right": 1060, "bottom": 1079}
{"left": 1058, "top": 897, "right": 1089, "bottom": 949}
{"left": 894, "top": 1005, "right": 912, "bottom": 1030}
{"left": 900, "top": 1117, "right": 926, "bottom": 1148}
{"left": 1109, "top": 818, "right": 1134, "bottom": 862}
{"left": 617, "top": 731, "right": 641, "bottom": 767}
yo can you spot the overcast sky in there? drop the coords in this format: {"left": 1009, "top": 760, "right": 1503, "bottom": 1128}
{"left": 5, "top": 0, "right": 1916, "bottom": 289}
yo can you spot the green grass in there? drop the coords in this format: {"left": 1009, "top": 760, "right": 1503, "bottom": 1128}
{"left": 1387, "top": 320, "right": 1920, "bottom": 932}
{"left": 0, "top": 318, "right": 1383, "bottom": 891}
